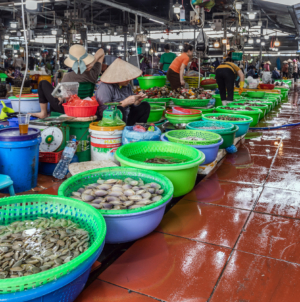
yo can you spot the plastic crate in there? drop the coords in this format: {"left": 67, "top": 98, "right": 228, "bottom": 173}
{"left": 39, "top": 150, "right": 63, "bottom": 163}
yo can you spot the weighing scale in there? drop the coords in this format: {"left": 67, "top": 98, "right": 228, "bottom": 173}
{"left": 103, "top": 102, "right": 123, "bottom": 120}
{"left": 30, "top": 116, "right": 74, "bottom": 152}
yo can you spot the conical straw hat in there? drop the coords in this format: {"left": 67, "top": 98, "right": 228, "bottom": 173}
{"left": 283, "top": 61, "right": 288, "bottom": 64}
{"left": 101, "top": 58, "right": 142, "bottom": 84}
{"left": 287, "top": 59, "right": 293, "bottom": 63}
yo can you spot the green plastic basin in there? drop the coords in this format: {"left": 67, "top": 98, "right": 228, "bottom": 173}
{"left": 190, "top": 107, "right": 215, "bottom": 114}
{"left": 201, "top": 84, "right": 218, "bottom": 90}
{"left": 227, "top": 103, "right": 268, "bottom": 117}
{"left": 138, "top": 76, "right": 167, "bottom": 90}
{"left": 229, "top": 100, "right": 273, "bottom": 112}
{"left": 202, "top": 113, "right": 253, "bottom": 137}
{"left": 246, "top": 91, "right": 266, "bottom": 98}
{"left": 165, "top": 113, "right": 202, "bottom": 125}
{"left": 233, "top": 95, "right": 244, "bottom": 100}
{"left": 144, "top": 98, "right": 171, "bottom": 106}
{"left": 147, "top": 104, "right": 165, "bottom": 123}
{"left": 216, "top": 106, "right": 262, "bottom": 126}
{"left": 218, "top": 125, "right": 239, "bottom": 149}
{"left": 115, "top": 141, "right": 205, "bottom": 197}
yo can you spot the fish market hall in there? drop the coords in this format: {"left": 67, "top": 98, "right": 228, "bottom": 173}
{"left": 0, "top": 0, "right": 299, "bottom": 301}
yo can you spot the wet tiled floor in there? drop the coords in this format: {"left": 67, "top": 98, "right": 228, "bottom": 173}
{"left": 75, "top": 85, "right": 300, "bottom": 302}
{"left": 5, "top": 87, "right": 300, "bottom": 301}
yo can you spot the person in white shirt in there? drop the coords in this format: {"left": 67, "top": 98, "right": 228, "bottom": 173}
{"left": 13, "top": 55, "right": 25, "bottom": 70}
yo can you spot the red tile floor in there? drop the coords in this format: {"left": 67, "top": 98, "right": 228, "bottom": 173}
{"left": 5, "top": 86, "right": 300, "bottom": 301}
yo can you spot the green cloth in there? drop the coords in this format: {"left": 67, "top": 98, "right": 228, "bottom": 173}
{"left": 160, "top": 52, "right": 176, "bottom": 71}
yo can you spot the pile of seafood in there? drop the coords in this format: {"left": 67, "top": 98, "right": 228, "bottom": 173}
{"left": 140, "top": 86, "right": 171, "bottom": 98}
{"left": 145, "top": 156, "right": 186, "bottom": 164}
{"left": 169, "top": 88, "right": 212, "bottom": 100}
{"left": 209, "top": 115, "right": 247, "bottom": 121}
{"left": 222, "top": 107, "right": 255, "bottom": 111}
{"left": 71, "top": 178, "right": 164, "bottom": 210}
{"left": 0, "top": 217, "right": 89, "bottom": 279}
{"left": 275, "top": 81, "right": 288, "bottom": 87}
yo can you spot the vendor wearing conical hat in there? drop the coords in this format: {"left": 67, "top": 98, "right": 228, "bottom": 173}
{"left": 95, "top": 58, "right": 150, "bottom": 126}
{"left": 32, "top": 44, "right": 105, "bottom": 119}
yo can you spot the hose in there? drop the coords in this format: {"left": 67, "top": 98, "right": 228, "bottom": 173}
{"left": 250, "top": 122, "right": 300, "bottom": 130}
{"left": 18, "top": 0, "right": 29, "bottom": 113}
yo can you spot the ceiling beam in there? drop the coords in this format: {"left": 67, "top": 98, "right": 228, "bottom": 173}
{"left": 92, "top": 0, "right": 171, "bottom": 26}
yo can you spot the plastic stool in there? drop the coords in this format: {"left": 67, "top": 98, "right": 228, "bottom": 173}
{"left": 0, "top": 175, "right": 15, "bottom": 196}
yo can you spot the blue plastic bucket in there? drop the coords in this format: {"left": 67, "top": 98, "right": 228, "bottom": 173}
{"left": 161, "top": 134, "right": 223, "bottom": 165}
{"left": 0, "top": 128, "right": 41, "bottom": 193}
{"left": 0, "top": 242, "right": 104, "bottom": 302}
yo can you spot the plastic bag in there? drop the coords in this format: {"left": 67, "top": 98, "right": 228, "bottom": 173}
{"left": 98, "top": 115, "right": 125, "bottom": 127}
{"left": 51, "top": 82, "right": 79, "bottom": 100}
{"left": 262, "top": 72, "right": 272, "bottom": 84}
{"left": 122, "top": 126, "right": 161, "bottom": 145}
{"left": 67, "top": 95, "right": 98, "bottom": 107}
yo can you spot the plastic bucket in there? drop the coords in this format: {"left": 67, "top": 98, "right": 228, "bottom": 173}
{"left": 89, "top": 122, "right": 125, "bottom": 163}
{"left": 0, "top": 128, "right": 41, "bottom": 193}
{"left": 64, "top": 121, "right": 92, "bottom": 162}
{"left": 218, "top": 125, "right": 239, "bottom": 149}
{"left": 147, "top": 104, "right": 165, "bottom": 123}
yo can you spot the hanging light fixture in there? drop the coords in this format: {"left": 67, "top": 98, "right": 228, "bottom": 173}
{"left": 256, "top": 38, "right": 261, "bottom": 43}
{"left": 4, "top": 34, "right": 9, "bottom": 40}
{"left": 179, "top": 44, "right": 183, "bottom": 50}
{"left": 160, "top": 36, "right": 165, "bottom": 43}
{"left": 145, "top": 47, "right": 149, "bottom": 52}
{"left": 51, "top": 29, "right": 57, "bottom": 35}
{"left": 146, "top": 42, "right": 150, "bottom": 47}
{"left": 248, "top": 38, "right": 254, "bottom": 44}
{"left": 213, "top": 40, "right": 220, "bottom": 48}
{"left": 158, "top": 47, "right": 162, "bottom": 51}
{"left": 261, "top": 41, "right": 266, "bottom": 46}
{"left": 244, "top": 37, "right": 248, "bottom": 42}
{"left": 118, "top": 46, "right": 122, "bottom": 50}
{"left": 265, "top": 35, "right": 269, "bottom": 40}
{"left": 10, "top": 22, "right": 18, "bottom": 29}
{"left": 173, "top": 1, "right": 182, "bottom": 14}
{"left": 226, "top": 44, "right": 230, "bottom": 50}
{"left": 106, "top": 45, "right": 111, "bottom": 50}
{"left": 131, "top": 47, "right": 136, "bottom": 51}
{"left": 274, "top": 37, "right": 280, "bottom": 47}
{"left": 26, "top": 0, "right": 37, "bottom": 10}
{"left": 155, "top": 52, "right": 158, "bottom": 56}
{"left": 247, "top": 12, "right": 257, "bottom": 20}
{"left": 222, "top": 38, "right": 227, "bottom": 44}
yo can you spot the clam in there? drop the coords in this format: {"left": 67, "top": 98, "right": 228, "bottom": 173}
{"left": 124, "top": 189, "right": 135, "bottom": 196}
{"left": 128, "top": 195, "right": 142, "bottom": 201}
{"left": 81, "top": 194, "right": 95, "bottom": 202}
{"left": 97, "top": 184, "right": 112, "bottom": 190}
{"left": 94, "top": 190, "right": 108, "bottom": 197}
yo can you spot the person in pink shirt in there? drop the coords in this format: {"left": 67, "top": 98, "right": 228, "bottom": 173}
{"left": 264, "top": 61, "right": 271, "bottom": 71}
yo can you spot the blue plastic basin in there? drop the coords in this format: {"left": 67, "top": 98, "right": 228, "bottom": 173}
{"left": 0, "top": 242, "right": 104, "bottom": 302}
{"left": 103, "top": 198, "right": 171, "bottom": 244}
{"left": 161, "top": 134, "right": 223, "bottom": 165}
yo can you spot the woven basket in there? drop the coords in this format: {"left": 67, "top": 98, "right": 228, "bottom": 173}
{"left": 183, "top": 76, "right": 202, "bottom": 88}
{"left": 12, "top": 86, "right": 32, "bottom": 96}
{"left": 165, "top": 129, "right": 221, "bottom": 146}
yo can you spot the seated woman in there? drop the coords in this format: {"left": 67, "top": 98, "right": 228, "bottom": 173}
{"left": 95, "top": 58, "right": 150, "bottom": 126}
{"left": 31, "top": 44, "right": 105, "bottom": 119}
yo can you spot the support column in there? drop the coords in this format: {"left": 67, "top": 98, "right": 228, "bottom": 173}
{"left": 259, "top": 26, "right": 263, "bottom": 75}
{"left": 124, "top": 32, "right": 127, "bottom": 61}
